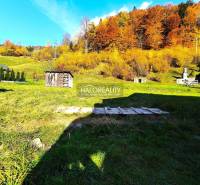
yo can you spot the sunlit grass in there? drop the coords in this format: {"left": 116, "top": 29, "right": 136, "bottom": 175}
{"left": 0, "top": 56, "right": 200, "bottom": 184}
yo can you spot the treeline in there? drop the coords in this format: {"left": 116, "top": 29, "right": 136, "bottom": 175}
{"left": 81, "top": 1, "right": 200, "bottom": 51}
{"left": 1, "top": 1, "right": 199, "bottom": 59}
{"left": 0, "top": 40, "right": 71, "bottom": 61}
{"left": 54, "top": 47, "right": 199, "bottom": 81}
{"left": 0, "top": 40, "right": 30, "bottom": 56}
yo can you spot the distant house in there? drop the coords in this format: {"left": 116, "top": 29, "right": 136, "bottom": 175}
{"left": 177, "top": 68, "right": 198, "bottom": 85}
{"left": 134, "top": 77, "right": 147, "bottom": 83}
{"left": 45, "top": 71, "right": 73, "bottom": 88}
{"left": 0, "top": 64, "right": 9, "bottom": 71}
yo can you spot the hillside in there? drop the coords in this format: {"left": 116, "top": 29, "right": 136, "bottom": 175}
{"left": 1, "top": 0, "right": 200, "bottom": 184}
{"left": 1, "top": 48, "right": 199, "bottom": 84}
{"left": 83, "top": 2, "right": 200, "bottom": 51}
{"left": 0, "top": 55, "right": 200, "bottom": 184}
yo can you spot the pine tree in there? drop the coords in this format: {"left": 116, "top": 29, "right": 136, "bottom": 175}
{"left": 5, "top": 69, "right": 10, "bottom": 81}
{"left": 20, "top": 72, "right": 25, "bottom": 81}
{"left": 16, "top": 72, "right": 20, "bottom": 81}
{"left": 69, "top": 41, "right": 74, "bottom": 51}
{"left": 0, "top": 68, "right": 4, "bottom": 81}
{"left": 10, "top": 69, "right": 15, "bottom": 81}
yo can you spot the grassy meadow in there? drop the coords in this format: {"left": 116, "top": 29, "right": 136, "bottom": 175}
{"left": 0, "top": 56, "right": 200, "bottom": 185}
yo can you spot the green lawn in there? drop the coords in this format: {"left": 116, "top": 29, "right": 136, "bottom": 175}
{"left": 0, "top": 56, "right": 49, "bottom": 79}
{"left": 0, "top": 56, "right": 200, "bottom": 185}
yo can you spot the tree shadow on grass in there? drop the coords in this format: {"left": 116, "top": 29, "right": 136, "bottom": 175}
{"left": 172, "top": 75, "right": 181, "bottom": 79}
{"left": 23, "top": 93, "right": 200, "bottom": 185}
{"left": 0, "top": 88, "right": 13, "bottom": 92}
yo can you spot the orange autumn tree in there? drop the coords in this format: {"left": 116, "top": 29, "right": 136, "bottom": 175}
{"left": 184, "top": 3, "right": 200, "bottom": 47}
{"left": 145, "top": 6, "right": 165, "bottom": 49}
{"left": 105, "top": 17, "right": 120, "bottom": 49}
{"left": 117, "top": 12, "right": 137, "bottom": 50}
{"left": 130, "top": 9, "right": 147, "bottom": 49}
{"left": 84, "top": 1, "right": 199, "bottom": 51}
{"left": 94, "top": 19, "right": 109, "bottom": 50}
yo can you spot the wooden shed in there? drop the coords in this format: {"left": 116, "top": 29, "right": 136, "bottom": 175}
{"left": 134, "top": 77, "right": 147, "bottom": 83}
{"left": 45, "top": 71, "right": 73, "bottom": 88}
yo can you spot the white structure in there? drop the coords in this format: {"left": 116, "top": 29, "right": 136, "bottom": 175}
{"left": 177, "top": 68, "right": 198, "bottom": 85}
{"left": 56, "top": 106, "right": 169, "bottom": 115}
{"left": 134, "top": 77, "right": 147, "bottom": 83}
{"left": 45, "top": 71, "right": 73, "bottom": 88}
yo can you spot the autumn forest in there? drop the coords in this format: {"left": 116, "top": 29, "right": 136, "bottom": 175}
{"left": 0, "top": 1, "right": 200, "bottom": 81}
{"left": 83, "top": 0, "right": 200, "bottom": 51}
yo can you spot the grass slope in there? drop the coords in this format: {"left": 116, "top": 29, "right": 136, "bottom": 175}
{"left": 0, "top": 56, "right": 49, "bottom": 79}
{"left": 0, "top": 56, "right": 200, "bottom": 185}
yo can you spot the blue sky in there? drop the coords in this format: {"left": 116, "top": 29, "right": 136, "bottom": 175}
{"left": 0, "top": 0, "right": 186, "bottom": 46}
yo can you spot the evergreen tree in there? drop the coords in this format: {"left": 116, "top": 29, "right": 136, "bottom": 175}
{"left": 10, "top": 69, "right": 15, "bottom": 81}
{"left": 69, "top": 41, "right": 74, "bottom": 51}
{"left": 16, "top": 72, "right": 20, "bottom": 81}
{"left": 178, "top": 0, "right": 193, "bottom": 21}
{"left": 5, "top": 69, "right": 10, "bottom": 81}
{"left": 0, "top": 68, "right": 4, "bottom": 81}
{"left": 20, "top": 72, "right": 25, "bottom": 81}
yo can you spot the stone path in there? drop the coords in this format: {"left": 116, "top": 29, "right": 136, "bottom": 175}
{"left": 56, "top": 106, "right": 169, "bottom": 115}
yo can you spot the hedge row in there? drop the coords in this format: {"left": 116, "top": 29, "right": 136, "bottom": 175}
{"left": 0, "top": 68, "right": 25, "bottom": 82}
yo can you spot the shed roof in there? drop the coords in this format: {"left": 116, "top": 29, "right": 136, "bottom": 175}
{"left": 45, "top": 71, "right": 73, "bottom": 77}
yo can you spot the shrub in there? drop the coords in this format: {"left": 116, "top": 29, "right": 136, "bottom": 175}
{"left": 151, "top": 57, "right": 170, "bottom": 73}
{"left": 5, "top": 69, "right": 10, "bottom": 81}
{"left": 53, "top": 46, "right": 197, "bottom": 81}
{"left": 150, "top": 76, "right": 161, "bottom": 82}
{"left": 32, "top": 47, "right": 54, "bottom": 61}
{"left": 20, "top": 72, "right": 25, "bottom": 82}
{"left": 196, "top": 73, "right": 200, "bottom": 82}
{"left": 193, "top": 56, "right": 200, "bottom": 71}
{"left": 0, "top": 41, "right": 29, "bottom": 56}
{"left": 170, "top": 58, "right": 180, "bottom": 67}
{"left": 16, "top": 72, "right": 20, "bottom": 81}
{"left": 0, "top": 68, "right": 4, "bottom": 81}
{"left": 10, "top": 70, "right": 15, "bottom": 81}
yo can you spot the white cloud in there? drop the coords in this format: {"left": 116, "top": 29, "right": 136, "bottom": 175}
{"left": 31, "top": 0, "right": 153, "bottom": 38}
{"left": 90, "top": 2, "right": 153, "bottom": 26}
{"left": 139, "top": 1, "right": 152, "bottom": 9}
{"left": 118, "top": 5, "right": 130, "bottom": 12}
{"left": 90, "top": 5, "right": 131, "bottom": 25}
{"left": 31, "top": 0, "right": 77, "bottom": 35}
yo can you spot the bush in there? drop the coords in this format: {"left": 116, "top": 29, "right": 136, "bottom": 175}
{"left": 10, "top": 70, "right": 15, "bottom": 81}
{"left": 32, "top": 47, "right": 54, "bottom": 61}
{"left": 5, "top": 69, "right": 10, "bottom": 81}
{"left": 170, "top": 58, "right": 180, "bottom": 68}
{"left": 20, "top": 72, "right": 25, "bottom": 82}
{"left": 196, "top": 73, "right": 200, "bottom": 82}
{"left": 16, "top": 72, "right": 20, "bottom": 81}
{"left": 150, "top": 76, "right": 161, "bottom": 82}
{"left": 53, "top": 46, "right": 197, "bottom": 81}
{"left": 0, "top": 68, "right": 4, "bottom": 81}
{"left": 0, "top": 41, "right": 29, "bottom": 56}
{"left": 151, "top": 57, "right": 170, "bottom": 73}
{"left": 0, "top": 68, "right": 25, "bottom": 82}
